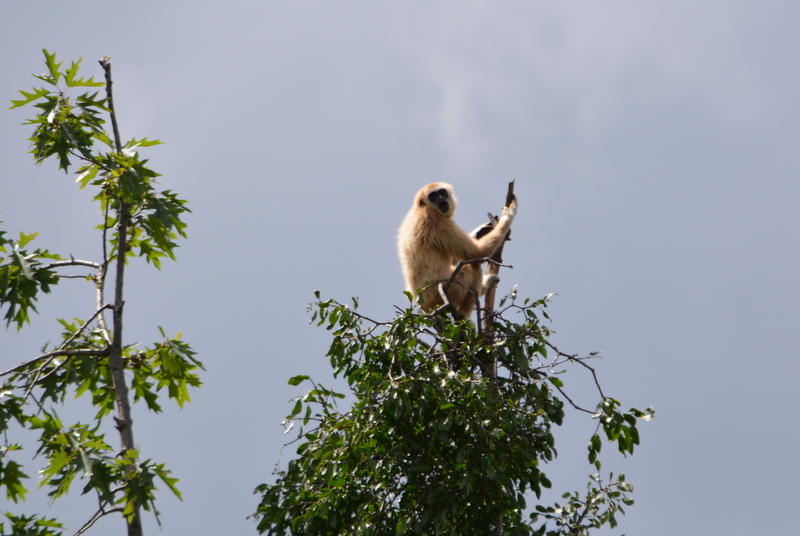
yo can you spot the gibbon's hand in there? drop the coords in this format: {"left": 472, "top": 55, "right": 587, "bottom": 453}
{"left": 502, "top": 195, "right": 518, "bottom": 223}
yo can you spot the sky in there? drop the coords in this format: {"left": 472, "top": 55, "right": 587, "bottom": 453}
{"left": 2, "top": 1, "right": 799, "bottom": 534}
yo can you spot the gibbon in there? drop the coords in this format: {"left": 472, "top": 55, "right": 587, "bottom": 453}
{"left": 397, "top": 182, "right": 518, "bottom": 318}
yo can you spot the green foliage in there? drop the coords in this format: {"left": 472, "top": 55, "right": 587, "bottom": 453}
{"left": 130, "top": 328, "right": 204, "bottom": 412}
{"left": 9, "top": 51, "right": 105, "bottom": 171}
{"left": 0, "top": 513, "right": 63, "bottom": 536}
{"left": 0, "top": 446, "right": 29, "bottom": 502}
{"left": 1, "top": 50, "right": 200, "bottom": 535}
{"left": 9, "top": 49, "right": 189, "bottom": 270}
{"left": 0, "top": 231, "right": 61, "bottom": 329}
{"left": 254, "top": 294, "right": 653, "bottom": 535}
{"left": 0, "top": 321, "right": 201, "bottom": 532}
{"left": 531, "top": 472, "right": 635, "bottom": 536}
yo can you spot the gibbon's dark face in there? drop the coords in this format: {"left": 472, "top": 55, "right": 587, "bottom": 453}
{"left": 426, "top": 188, "right": 450, "bottom": 215}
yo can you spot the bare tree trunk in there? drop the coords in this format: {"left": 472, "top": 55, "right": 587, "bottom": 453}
{"left": 480, "top": 181, "right": 515, "bottom": 377}
{"left": 480, "top": 181, "right": 515, "bottom": 535}
{"left": 100, "top": 58, "right": 143, "bottom": 536}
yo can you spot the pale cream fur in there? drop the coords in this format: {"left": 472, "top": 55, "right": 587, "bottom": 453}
{"left": 397, "top": 182, "right": 517, "bottom": 318}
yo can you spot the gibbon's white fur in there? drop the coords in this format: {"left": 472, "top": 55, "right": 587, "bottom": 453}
{"left": 397, "top": 182, "right": 518, "bottom": 318}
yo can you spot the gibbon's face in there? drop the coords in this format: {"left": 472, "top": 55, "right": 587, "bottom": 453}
{"left": 424, "top": 186, "right": 452, "bottom": 216}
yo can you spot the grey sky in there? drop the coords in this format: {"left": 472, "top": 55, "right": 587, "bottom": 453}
{"left": 2, "top": 2, "right": 798, "bottom": 535}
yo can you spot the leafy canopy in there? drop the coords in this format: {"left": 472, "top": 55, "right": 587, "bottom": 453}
{"left": 254, "top": 292, "right": 653, "bottom": 535}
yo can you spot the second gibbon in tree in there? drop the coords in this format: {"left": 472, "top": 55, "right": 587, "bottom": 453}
{"left": 397, "top": 182, "right": 518, "bottom": 318}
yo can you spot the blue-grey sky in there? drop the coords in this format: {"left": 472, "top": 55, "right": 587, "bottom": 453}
{"left": 2, "top": 2, "right": 799, "bottom": 535}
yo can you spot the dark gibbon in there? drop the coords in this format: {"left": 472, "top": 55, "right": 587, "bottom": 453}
{"left": 397, "top": 182, "right": 518, "bottom": 318}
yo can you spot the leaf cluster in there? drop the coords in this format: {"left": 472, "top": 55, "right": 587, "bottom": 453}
{"left": 9, "top": 49, "right": 190, "bottom": 269}
{"left": 531, "top": 473, "right": 634, "bottom": 536}
{"left": 0, "top": 231, "right": 61, "bottom": 329}
{"left": 0, "top": 513, "right": 63, "bottom": 536}
{"left": 0, "top": 322, "right": 201, "bottom": 524}
{"left": 254, "top": 293, "right": 653, "bottom": 535}
{"left": 9, "top": 50, "right": 106, "bottom": 171}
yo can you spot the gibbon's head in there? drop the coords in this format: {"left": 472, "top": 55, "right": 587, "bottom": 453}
{"left": 417, "top": 182, "right": 456, "bottom": 217}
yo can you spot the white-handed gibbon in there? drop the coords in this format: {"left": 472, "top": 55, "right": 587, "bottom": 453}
{"left": 397, "top": 182, "right": 518, "bottom": 318}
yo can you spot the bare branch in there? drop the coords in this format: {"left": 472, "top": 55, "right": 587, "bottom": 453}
{"left": 2, "top": 303, "right": 111, "bottom": 379}
{"left": 73, "top": 506, "right": 125, "bottom": 536}
{"left": 421, "top": 258, "right": 512, "bottom": 326}
{"left": 99, "top": 58, "right": 123, "bottom": 154}
{"left": 483, "top": 181, "right": 516, "bottom": 536}
{"left": 442, "top": 257, "right": 512, "bottom": 295}
{"left": 551, "top": 382, "right": 596, "bottom": 414}
{"left": 62, "top": 303, "right": 113, "bottom": 350}
{"left": 45, "top": 259, "right": 101, "bottom": 270}
{"left": 95, "top": 263, "right": 111, "bottom": 342}
{"left": 0, "top": 348, "right": 109, "bottom": 378}
{"left": 12, "top": 306, "right": 114, "bottom": 398}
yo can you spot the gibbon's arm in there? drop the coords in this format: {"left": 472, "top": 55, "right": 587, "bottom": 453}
{"left": 435, "top": 217, "right": 486, "bottom": 261}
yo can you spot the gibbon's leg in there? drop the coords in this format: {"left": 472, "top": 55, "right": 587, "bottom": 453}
{"left": 450, "top": 263, "right": 484, "bottom": 318}
{"left": 419, "top": 283, "right": 445, "bottom": 313}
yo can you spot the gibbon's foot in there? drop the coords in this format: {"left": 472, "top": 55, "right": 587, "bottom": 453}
{"left": 481, "top": 273, "right": 500, "bottom": 295}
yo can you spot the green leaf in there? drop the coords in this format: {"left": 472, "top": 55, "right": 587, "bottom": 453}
{"left": 9, "top": 87, "right": 50, "bottom": 109}
{"left": 43, "top": 49, "right": 62, "bottom": 84}
{"left": 124, "top": 137, "right": 163, "bottom": 149}
{"left": 288, "top": 375, "right": 310, "bottom": 386}
{"left": 63, "top": 58, "right": 103, "bottom": 88}
{"left": 0, "top": 458, "right": 30, "bottom": 502}
{"left": 154, "top": 464, "right": 183, "bottom": 500}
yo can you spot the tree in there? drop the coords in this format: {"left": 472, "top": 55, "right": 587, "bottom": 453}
{"left": 254, "top": 262, "right": 653, "bottom": 533}
{"left": 0, "top": 50, "right": 201, "bottom": 536}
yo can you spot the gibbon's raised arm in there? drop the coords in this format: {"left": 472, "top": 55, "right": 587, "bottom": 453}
{"left": 397, "top": 182, "right": 517, "bottom": 318}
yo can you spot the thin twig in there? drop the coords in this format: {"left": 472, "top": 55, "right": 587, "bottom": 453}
{"left": 67, "top": 147, "right": 113, "bottom": 172}
{"left": 546, "top": 341, "right": 608, "bottom": 401}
